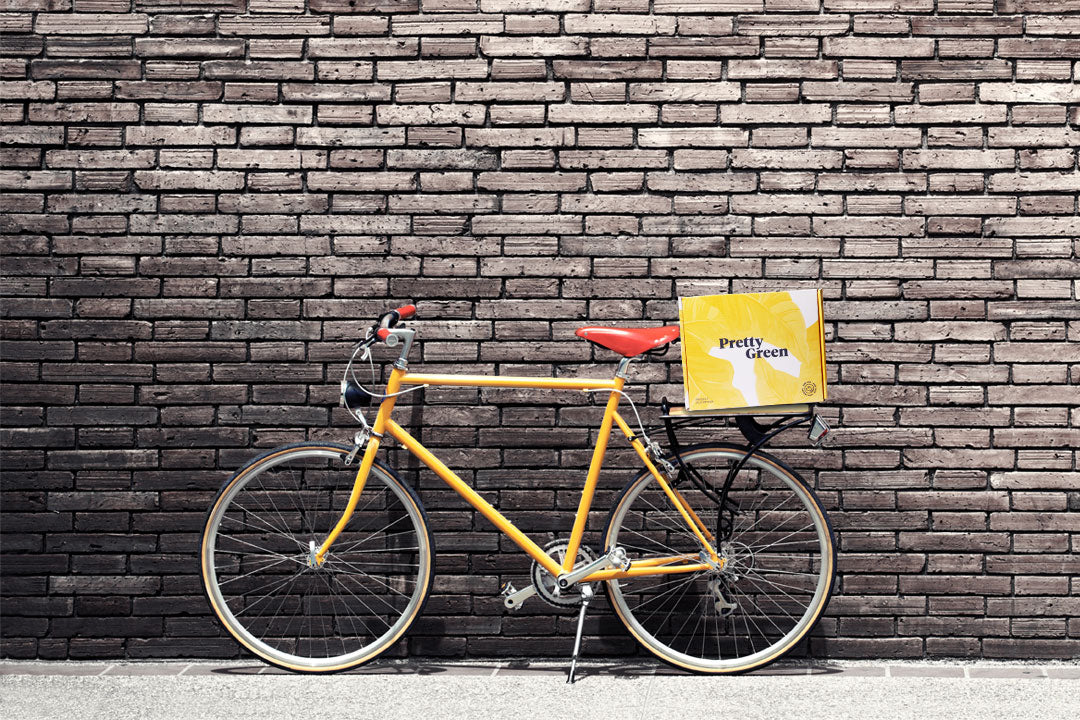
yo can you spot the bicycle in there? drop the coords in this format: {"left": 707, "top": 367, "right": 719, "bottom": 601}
{"left": 200, "top": 304, "right": 836, "bottom": 681}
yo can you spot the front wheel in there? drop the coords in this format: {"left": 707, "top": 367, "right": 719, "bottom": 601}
{"left": 200, "top": 442, "right": 433, "bottom": 672}
{"left": 604, "top": 443, "right": 836, "bottom": 673}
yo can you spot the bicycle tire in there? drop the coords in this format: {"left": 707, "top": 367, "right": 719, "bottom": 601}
{"left": 603, "top": 443, "right": 835, "bottom": 674}
{"left": 200, "top": 442, "right": 434, "bottom": 673}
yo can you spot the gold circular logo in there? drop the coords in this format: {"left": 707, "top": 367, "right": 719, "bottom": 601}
{"left": 802, "top": 381, "right": 816, "bottom": 396}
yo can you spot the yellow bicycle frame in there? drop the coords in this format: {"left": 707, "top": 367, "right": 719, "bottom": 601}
{"left": 314, "top": 367, "right": 720, "bottom": 582}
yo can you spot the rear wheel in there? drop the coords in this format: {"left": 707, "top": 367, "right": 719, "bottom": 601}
{"left": 604, "top": 444, "right": 835, "bottom": 673}
{"left": 201, "top": 442, "right": 433, "bottom": 672}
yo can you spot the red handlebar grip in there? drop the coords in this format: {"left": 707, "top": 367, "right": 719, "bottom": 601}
{"left": 376, "top": 328, "right": 391, "bottom": 340}
{"left": 395, "top": 304, "right": 416, "bottom": 320}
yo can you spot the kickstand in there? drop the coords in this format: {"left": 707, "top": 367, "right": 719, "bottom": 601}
{"left": 567, "top": 584, "right": 593, "bottom": 684}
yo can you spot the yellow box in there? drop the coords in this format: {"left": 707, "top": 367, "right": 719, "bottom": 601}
{"left": 679, "top": 290, "right": 827, "bottom": 412}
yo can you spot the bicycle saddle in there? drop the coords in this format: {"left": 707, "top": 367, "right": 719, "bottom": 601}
{"left": 575, "top": 325, "right": 680, "bottom": 357}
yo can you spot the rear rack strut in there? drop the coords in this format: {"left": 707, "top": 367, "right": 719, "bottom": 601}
{"left": 656, "top": 400, "right": 828, "bottom": 541}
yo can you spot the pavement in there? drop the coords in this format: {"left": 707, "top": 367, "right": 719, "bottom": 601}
{"left": 1, "top": 659, "right": 1078, "bottom": 720}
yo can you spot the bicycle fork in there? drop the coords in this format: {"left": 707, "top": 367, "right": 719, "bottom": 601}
{"left": 316, "top": 371, "right": 406, "bottom": 565}
{"left": 313, "top": 432, "right": 380, "bottom": 565}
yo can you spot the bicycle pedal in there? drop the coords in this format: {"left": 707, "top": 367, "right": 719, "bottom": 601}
{"left": 501, "top": 582, "right": 537, "bottom": 611}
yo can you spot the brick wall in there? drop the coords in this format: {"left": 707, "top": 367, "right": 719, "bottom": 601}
{"left": 2, "top": 0, "right": 1079, "bottom": 662}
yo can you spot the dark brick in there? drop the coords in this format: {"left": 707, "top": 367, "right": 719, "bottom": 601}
{"left": 0, "top": 2, "right": 1076, "bottom": 665}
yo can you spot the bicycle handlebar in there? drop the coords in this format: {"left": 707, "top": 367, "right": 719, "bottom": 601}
{"left": 380, "top": 304, "right": 416, "bottom": 329}
{"left": 393, "top": 304, "right": 416, "bottom": 321}
{"left": 366, "top": 304, "right": 417, "bottom": 346}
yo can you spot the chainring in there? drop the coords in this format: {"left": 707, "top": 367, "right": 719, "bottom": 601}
{"left": 530, "top": 539, "right": 596, "bottom": 608}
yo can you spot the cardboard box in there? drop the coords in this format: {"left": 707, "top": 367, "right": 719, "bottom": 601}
{"left": 679, "top": 290, "right": 827, "bottom": 412}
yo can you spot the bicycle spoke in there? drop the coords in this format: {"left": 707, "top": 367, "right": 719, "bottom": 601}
{"left": 618, "top": 527, "right": 689, "bottom": 559}
{"left": 326, "top": 572, "right": 379, "bottom": 643}
{"left": 639, "top": 494, "right": 701, "bottom": 536}
{"left": 733, "top": 573, "right": 795, "bottom": 637}
{"left": 743, "top": 538, "right": 821, "bottom": 551}
{"left": 215, "top": 531, "right": 301, "bottom": 562}
{"left": 730, "top": 578, "right": 788, "bottom": 640}
{"left": 233, "top": 568, "right": 309, "bottom": 618}
{"left": 740, "top": 569, "right": 817, "bottom": 598}
{"left": 671, "top": 592, "right": 705, "bottom": 654}
{"left": 214, "top": 548, "right": 298, "bottom": 559}
{"left": 743, "top": 566, "right": 820, "bottom": 578}
{"left": 647, "top": 570, "right": 699, "bottom": 634}
{"left": 638, "top": 572, "right": 703, "bottom": 625}
{"left": 730, "top": 583, "right": 769, "bottom": 652}
{"left": 325, "top": 557, "right": 415, "bottom": 600}
{"left": 247, "top": 480, "right": 305, "bottom": 552}
{"left": 746, "top": 523, "right": 818, "bottom": 551}
{"left": 332, "top": 516, "right": 413, "bottom": 557}
{"left": 291, "top": 472, "right": 316, "bottom": 546}
{"left": 217, "top": 556, "right": 297, "bottom": 586}
{"left": 221, "top": 510, "right": 304, "bottom": 549}
{"left": 731, "top": 493, "right": 795, "bottom": 541}
{"left": 332, "top": 572, "right": 397, "bottom": 626}
{"left": 711, "top": 596, "right": 722, "bottom": 662}
{"left": 334, "top": 545, "right": 421, "bottom": 556}
{"left": 277, "top": 576, "right": 308, "bottom": 644}
{"left": 640, "top": 494, "right": 707, "bottom": 549}
{"left": 316, "top": 572, "right": 348, "bottom": 657}
{"left": 247, "top": 568, "right": 302, "bottom": 639}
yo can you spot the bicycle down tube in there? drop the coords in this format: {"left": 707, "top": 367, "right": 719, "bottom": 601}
{"left": 315, "top": 365, "right": 719, "bottom": 580}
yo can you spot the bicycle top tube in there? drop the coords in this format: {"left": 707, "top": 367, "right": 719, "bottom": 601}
{"left": 397, "top": 373, "right": 619, "bottom": 391}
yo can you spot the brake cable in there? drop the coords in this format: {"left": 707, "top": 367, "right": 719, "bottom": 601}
{"left": 582, "top": 388, "right": 675, "bottom": 476}
{"left": 341, "top": 329, "right": 428, "bottom": 432}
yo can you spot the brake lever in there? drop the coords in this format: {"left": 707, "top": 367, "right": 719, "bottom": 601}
{"left": 359, "top": 322, "right": 381, "bottom": 348}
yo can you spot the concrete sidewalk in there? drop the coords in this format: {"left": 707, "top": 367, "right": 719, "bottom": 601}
{"left": 2, "top": 660, "right": 1078, "bottom": 720}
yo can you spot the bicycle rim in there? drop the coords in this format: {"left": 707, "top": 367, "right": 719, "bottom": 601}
{"left": 201, "top": 444, "right": 432, "bottom": 672}
{"left": 604, "top": 445, "right": 835, "bottom": 673}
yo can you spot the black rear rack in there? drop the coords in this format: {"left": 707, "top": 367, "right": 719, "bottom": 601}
{"left": 659, "top": 399, "right": 816, "bottom": 444}
{"left": 655, "top": 398, "right": 827, "bottom": 541}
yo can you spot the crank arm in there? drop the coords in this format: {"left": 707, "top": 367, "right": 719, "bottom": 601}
{"left": 556, "top": 546, "right": 630, "bottom": 591}
{"left": 502, "top": 583, "right": 537, "bottom": 610}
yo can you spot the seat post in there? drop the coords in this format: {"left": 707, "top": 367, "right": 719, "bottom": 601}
{"left": 615, "top": 356, "right": 632, "bottom": 378}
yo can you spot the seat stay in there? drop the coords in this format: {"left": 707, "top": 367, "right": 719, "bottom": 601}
{"left": 611, "top": 411, "right": 720, "bottom": 560}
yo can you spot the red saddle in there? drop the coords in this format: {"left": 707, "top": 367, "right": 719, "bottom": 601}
{"left": 575, "top": 325, "right": 680, "bottom": 358}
